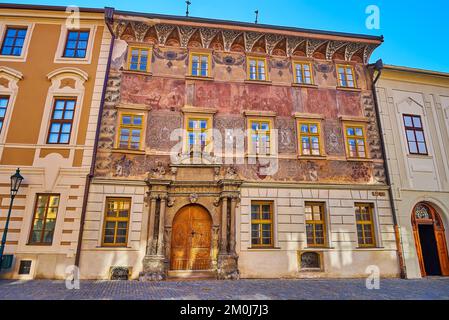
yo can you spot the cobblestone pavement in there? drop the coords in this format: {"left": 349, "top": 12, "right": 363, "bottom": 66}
{"left": 1, "top": 278, "right": 449, "bottom": 300}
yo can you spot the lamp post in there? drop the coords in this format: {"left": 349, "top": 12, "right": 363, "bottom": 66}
{"left": 0, "top": 168, "right": 24, "bottom": 272}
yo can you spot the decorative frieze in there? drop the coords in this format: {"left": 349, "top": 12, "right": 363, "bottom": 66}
{"left": 111, "top": 17, "right": 380, "bottom": 63}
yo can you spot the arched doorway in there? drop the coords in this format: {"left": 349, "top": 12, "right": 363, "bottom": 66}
{"left": 170, "top": 204, "right": 212, "bottom": 271}
{"left": 412, "top": 203, "right": 449, "bottom": 276}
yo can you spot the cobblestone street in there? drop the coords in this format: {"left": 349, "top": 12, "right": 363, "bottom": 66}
{"left": 1, "top": 278, "right": 449, "bottom": 300}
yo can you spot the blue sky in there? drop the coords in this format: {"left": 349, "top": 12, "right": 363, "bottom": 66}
{"left": 7, "top": 0, "right": 449, "bottom": 72}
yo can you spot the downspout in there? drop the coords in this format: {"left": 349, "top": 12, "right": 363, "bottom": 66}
{"left": 74, "top": 7, "right": 116, "bottom": 267}
{"left": 369, "top": 59, "right": 406, "bottom": 279}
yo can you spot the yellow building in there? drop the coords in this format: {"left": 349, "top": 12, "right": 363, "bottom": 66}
{"left": 377, "top": 65, "right": 449, "bottom": 278}
{"left": 0, "top": 4, "right": 111, "bottom": 279}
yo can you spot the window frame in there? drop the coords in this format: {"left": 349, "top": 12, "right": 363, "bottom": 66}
{"left": 28, "top": 194, "right": 60, "bottom": 246}
{"left": 0, "top": 26, "right": 27, "bottom": 57}
{"left": 188, "top": 51, "right": 212, "bottom": 78}
{"left": 355, "top": 203, "right": 377, "bottom": 248}
{"left": 247, "top": 117, "right": 274, "bottom": 156}
{"left": 246, "top": 56, "right": 269, "bottom": 81}
{"left": 402, "top": 114, "right": 428, "bottom": 155}
{"left": 297, "top": 120, "right": 323, "bottom": 157}
{"left": 62, "top": 29, "right": 90, "bottom": 59}
{"left": 183, "top": 114, "right": 213, "bottom": 154}
{"left": 250, "top": 201, "right": 274, "bottom": 248}
{"left": 342, "top": 122, "right": 368, "bottom": 159}
{"left": 116, "top": 111, "right": 145, "bottom": 151}
{"left": 0, "top": 95, "right": 10, "bottom": 134}
{"left": 101, "top": 197, "right": 132, "bottom": 247}
{"left": 54, "top": 24, "right": 96, "bottom": 64}
{"left": 0, "top": 22, "right": 34, "bottom": 62}
{"left": 292, "top": 61, "right": 314, "bottom": 85}
{"left": 304, "top": 202, "right": 328, "bottom": 247}
{"left": 336, "top": 64, "right": 357, "bottom": 88}
{"left": 46, "top": 97, "right": 77, "bottom": 145}
{"left": 127, "top": 45, "right": 152, "bottom": 73}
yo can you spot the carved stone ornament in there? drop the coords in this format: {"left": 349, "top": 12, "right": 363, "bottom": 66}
{"left": 189, "top": 193, "right": 199, "bottom": 203}
{"left": 225, "top": 166, "right": 238, "bottom": 179}
{"left": 150, "top": 162, "right": 166, "bottom": 179}
{"left": 213, "top": 197, "right": 221, "bottom": 207}
{"left": 167, "top": 197, "right": 175, "bottom": 207}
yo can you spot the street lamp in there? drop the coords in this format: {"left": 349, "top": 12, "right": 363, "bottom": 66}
{"left": 0, "top": 168, "right": 24, "bottom": 272}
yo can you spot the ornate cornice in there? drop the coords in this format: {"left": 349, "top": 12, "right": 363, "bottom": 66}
{"left": 110, "top": 17, "right": 381, "bottom": 64}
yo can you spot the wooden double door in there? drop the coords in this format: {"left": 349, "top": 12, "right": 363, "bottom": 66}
{"left": 412, "top": 203, "right": 449, "bottom": 276}
{"left": 170, "top": 205, "right": 212, "bottom": 271}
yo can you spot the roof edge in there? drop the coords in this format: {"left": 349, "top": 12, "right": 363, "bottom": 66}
{"left": 384, "top": 65, "right": 449, "bottom": 79}
{"left": 0, "top": 3, "right": 104, "bottom": 13}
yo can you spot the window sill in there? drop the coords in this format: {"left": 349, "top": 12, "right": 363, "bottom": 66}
{"left": 112, "top": 148, "right": 146, "bottom": 155}
{"left": 336, "top": 86, "right": 362, "bottom": 93}
{"left": 185, "top": 75, "right": 214, "bottom": 81}
{"left": 303, "top": 247, "right": 333, "bottom": 251}
{"left": 291, "top": 83, "right": 318, "bottom": 89}
{"left": 244, "top": 79, "right": 272, "bottom": 85}
{"left": 298, "top": 155, "right": 327, "bottom": 160}
{"left": 407, "top": 154, "right": 432, "bottom": 159}
{"left": 123, "top": 69, "right": 153, "bottom": 77}
{"left": 345, "top": 157, "right": 373, "bottom": 162}
{"left": 246, "top": 154, "right": 278, "bottom": 159}
{"left": 247, "top": 247, "right": 281, "bottom": 251}
{"left": 54, "top": 56, "right": 91, "bottom": 64}
{"left": 355, "top": 246, "right": 384, "bottom": 250}
{"left": 27, "top": 243, "right": 52, "bottom": 246}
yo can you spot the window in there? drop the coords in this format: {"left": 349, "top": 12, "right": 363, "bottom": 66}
{"left": 298, "top": 121, "right": 321, "bottom": 156}
{"left": 251, "top": 201, "right": 273, "bottom": 247}
{"left": 0, "top": 96, "right": 9, "bottom": 133}
{"left": 29, "top": 194, "right": 60, "bottom": 245}
{"left": 1, "top": 27, "right": 27, "bottom": 56}
{"left": 249, "top": 119, "right": 271, "bottom": 155}
{"left": 293, "top": 61, "right": 313, "bottom": 84}
{"left": 63, "top": 30, "right": 89, "bottom": 58}
{"left": 186, "top": 117, "right": 211, "bottom": 153}
{"left": 189, "top": 52, "right": 210, "bottom": 77}
{"left": 403, "top": 114, "right": 428, "bottom": 155}
{"left": 47, "top": 98, "right": 76, "bottom": 144}
{"left": 247, "top": 57, "right": 267, "bottom": 81}
{"left": 344, "top": 124, "right": 367, "bottom": 158}
{"left": 18, "top": 260, "right": 32, "bottom": 275}
{"left": 305, "top": 202, "right": 327, "bottom": 247}
{"left": 102, "top": 198, "right": 131, "bottom": 246}
{"left": 127, "top": 47, "right": 150, "bottom": 72}
{"left": 117, "top": 113, "right": 144, "bottom": 150}
{"left": 355, "top": 203, "right": 376, "bottom": 247}
{"left": 337, "top": 64, "right": 356, "bottom": 88}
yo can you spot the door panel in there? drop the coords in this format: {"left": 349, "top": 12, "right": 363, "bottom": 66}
{"left": 435, "top": 230, "right": 449, "bottom": 276}
{"left": 418, "top": 225, "right": 441, "bottom": 276}
{"left": 171, "top": 205, "right": 212, "bottom": 271}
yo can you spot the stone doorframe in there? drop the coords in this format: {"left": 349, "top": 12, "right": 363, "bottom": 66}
{"left": 139, "top": 164, "right": 242, "bottom": 281}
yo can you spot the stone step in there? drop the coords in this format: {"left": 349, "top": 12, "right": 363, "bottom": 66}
{"left": 167, "top": 270, "right": 216, "bottom": 280}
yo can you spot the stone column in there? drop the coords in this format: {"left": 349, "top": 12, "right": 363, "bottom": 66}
{"left": 157, "top": 196, "right": 166, "bottom": 255}
{"left": 229, "top": 196, "right": 237, "bottom": 253}
{"left": 220, "top": 197, "right": 228, "bottom": 253}
{"left": 146, "top": 197, "right": 157, "bottom": 255}
{"left": 140, "top": 194, "right": 167, "bottom": 281}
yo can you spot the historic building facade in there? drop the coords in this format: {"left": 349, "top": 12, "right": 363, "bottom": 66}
{"left": 0, "top": 4, "right": 111, "bottom": 279}
{"left": 376, "top": 66, "right": 449, "bottom": 278}
{"left": 78, "top": 9, "right": 400, "bottom": 280}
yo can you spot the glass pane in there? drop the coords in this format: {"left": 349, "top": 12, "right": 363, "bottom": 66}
{"left": 251, "top": 205, "right": 259, "bottom": 220}
{"left": 415, "top": 131, "right": 425, "bottom": 142}
{"left": 413, "top": 116, "right": 422, "bottom": 128}
{"left": 347, "top": 127, "right": 355, "bottom": 136}
{"left": 403, "top": 116, "right": 413, "bottom": 127}
{"left": 406, "top": 130, "right": 416, "bottom": 142}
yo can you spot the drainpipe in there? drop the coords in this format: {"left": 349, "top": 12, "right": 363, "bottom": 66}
{"left": 74, "top": 7, "right": 116, "bottom": 268}
{"left": 368, "top": 59, "right": 406, "bottom": 279}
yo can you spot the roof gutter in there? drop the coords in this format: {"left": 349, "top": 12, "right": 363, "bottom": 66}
{"left": 368, "top": 59, "right": 406, "bottom": 279}
{"left": 74, "top": 6, "right": 115, "bottom": 268}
